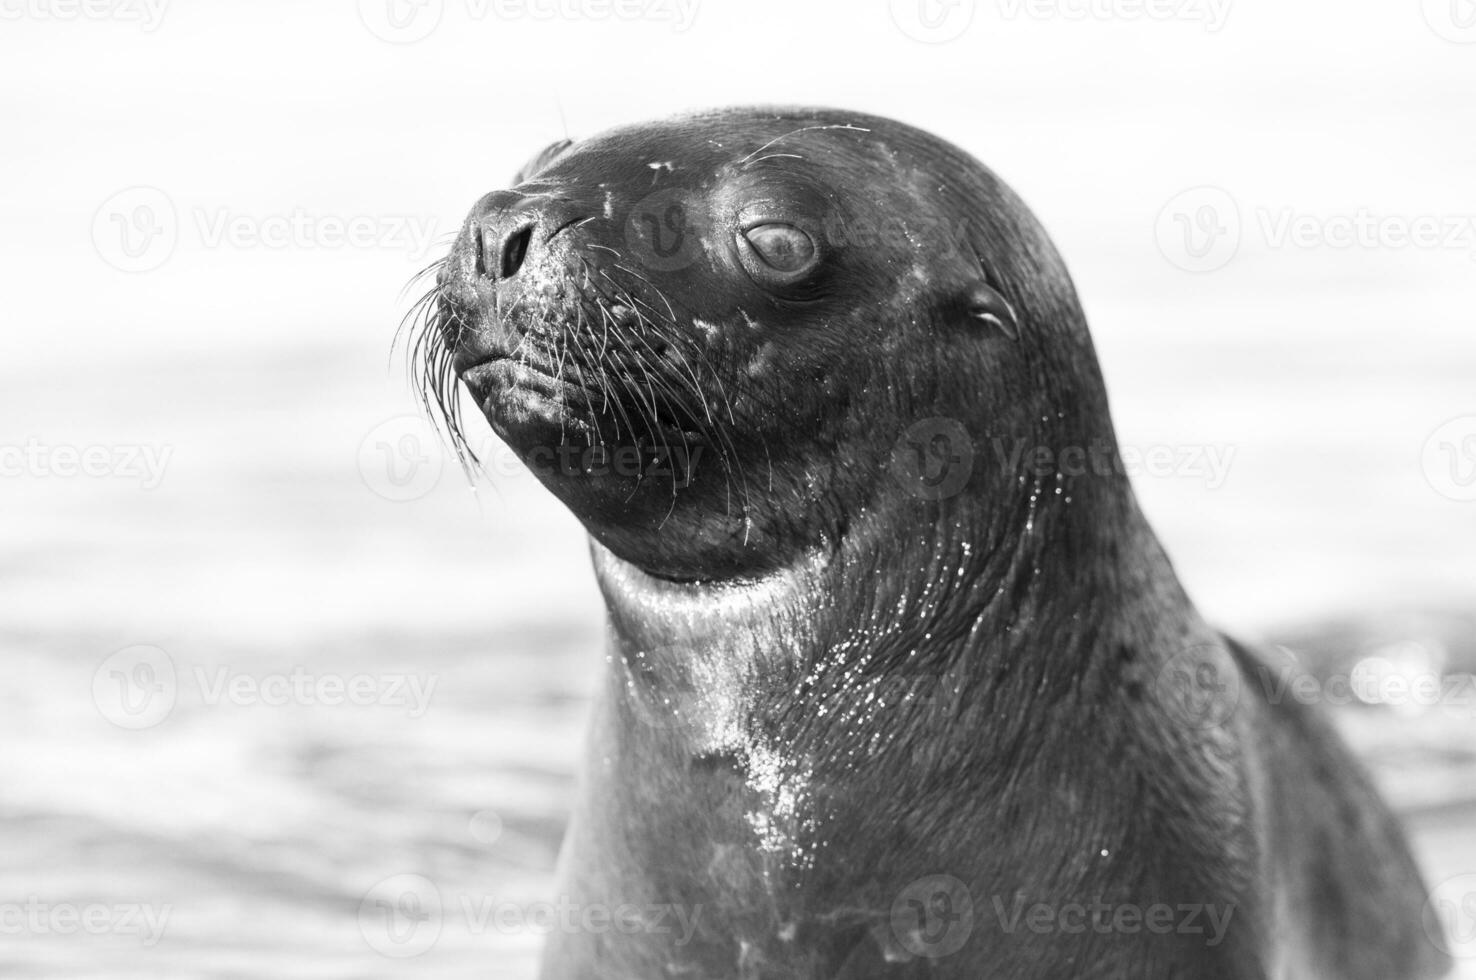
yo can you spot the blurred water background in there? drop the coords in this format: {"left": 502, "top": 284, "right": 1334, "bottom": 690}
{"left": 2, "top": 0, "right": 1475, "bottom": 975}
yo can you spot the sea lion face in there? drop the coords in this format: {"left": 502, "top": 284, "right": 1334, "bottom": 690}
{"left": 416, "top": 108, "right": 1055, "bottom": 581}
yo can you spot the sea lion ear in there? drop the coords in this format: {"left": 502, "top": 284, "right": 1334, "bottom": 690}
{"left": 512, "top": 138, "right": 574, "bottom": 184}
{"left": 965, "top": 281, "right": 1020, "bottom": 341}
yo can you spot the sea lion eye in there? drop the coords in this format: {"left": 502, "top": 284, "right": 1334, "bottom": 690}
{"left": 741, "top": 223, "right": 815, "bottom": 273}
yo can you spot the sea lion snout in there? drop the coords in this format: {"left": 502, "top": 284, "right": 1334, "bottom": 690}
{"left": 455, "top": 188, "right": 599, "bottom": 284}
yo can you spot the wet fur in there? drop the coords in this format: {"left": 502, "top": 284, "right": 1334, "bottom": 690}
{"left": 405, "top": 107, "right": 1449, "bottom": 978}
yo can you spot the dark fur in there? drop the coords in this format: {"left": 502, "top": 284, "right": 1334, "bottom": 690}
{"left": 408, "top": 107, "right": 1448, "bottom": 978}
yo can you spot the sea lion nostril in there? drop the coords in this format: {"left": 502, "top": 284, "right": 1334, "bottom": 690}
{"left": 501, "top": 224, "right": 534, "bottom": 279}
{"left": 471, "top": 224, "right": 488, "bottom": 278}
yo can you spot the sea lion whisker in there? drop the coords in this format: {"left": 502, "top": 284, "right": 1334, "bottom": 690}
{"left": 737, "top": 123, "right": 872, "bottom": 166}
{"left": 398, "top": 255, "right": 448, "bottom": 302}
{"left": 594, "top": 270, "right": 753, "bottom": 517}
{"left": 607, "top": 264, "right": 688, "bottom": 328}
{"left": 592, "top": 304, "right": 642, "bottom": 444}
{"left": 571, "top": 302, "right": 621, "bottom": 442}
{"left": 609, "top": 281, "right": 715, "bottom": 429}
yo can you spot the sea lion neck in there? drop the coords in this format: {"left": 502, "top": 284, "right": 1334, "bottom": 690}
{"left": 588, "top": 464, "right": 1167, "bottom": 755}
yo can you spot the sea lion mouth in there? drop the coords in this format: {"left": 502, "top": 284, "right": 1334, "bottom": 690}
{"left": 457, "top": 356, "right": 598, "bottom": 436}
{"left": 400, "top": 238, "right": 743, "bottom": 502}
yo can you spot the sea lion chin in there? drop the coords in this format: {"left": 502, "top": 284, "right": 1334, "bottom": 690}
{"left": 405, "top": 107, "right": 1448, "bottom": 978}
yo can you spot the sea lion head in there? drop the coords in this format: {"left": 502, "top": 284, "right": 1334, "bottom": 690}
{"left": 410, "top": 107, "right": 1116, "bottom": 582}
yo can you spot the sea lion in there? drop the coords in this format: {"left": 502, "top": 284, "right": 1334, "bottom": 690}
{"left": 406, "top": 107, "right": 1449, "bottom": 979}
